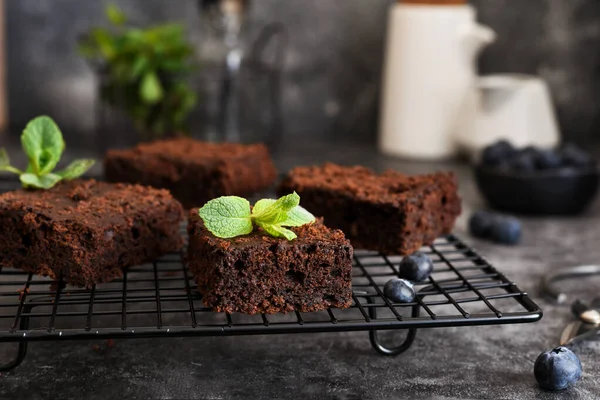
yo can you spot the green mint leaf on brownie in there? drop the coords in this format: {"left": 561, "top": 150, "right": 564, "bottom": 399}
{"left": 278, "top": 205, "right": 315, "bottom": 227}
{"left": 3, "top": 116, "right": 98, "bottom": 190}
{"left": 56, "top": 159, "right": 96, "bottom": 180}
{"left": 20, "top": 173, "right": 62, "bottom": 190}
{"left": 200, "top": 193, "right": 315, "bottom": 241}
{"left": 21, "top": 116, "right": 65, "bottom": 175}
{"left": 199, "top": 196, "right": 253, "bottom": 238}
{"left": 251, "top": 192, "right": 301, "bottom": 225}
{"left": 257, "top": 223, "right": 297, "bottom": 241}
{"left": 0, "top": 148, "right": 23, "bottom": 175}
{"left": 0, "top": 148, "right": 9, "bottom": 168}
{"left": 253, "top": 197, "right": 315, "bottom": 227}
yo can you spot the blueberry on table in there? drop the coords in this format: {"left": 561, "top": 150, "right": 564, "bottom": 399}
{"left": 534, "top": 347, "right": 582, "bottom": 391}
{"left": 469, "top": 210, "right": 496, "bottom": 239}
{"left": 490, "top": 216, "right": 522, "bottom": 245}
{"left": 398, "top": 251, "right": 434, "bottom": 282}
{"left": 383, "top": 279, "right": 415, "bottom": 303}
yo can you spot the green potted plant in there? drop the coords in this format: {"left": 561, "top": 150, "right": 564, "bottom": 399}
{"left": 79, "top": 4, "right": 197, "bottom": 141}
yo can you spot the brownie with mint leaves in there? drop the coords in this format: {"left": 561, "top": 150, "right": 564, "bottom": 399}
{"left": 278, "top": 163, "right": 461, "bottom": 255}
{"left": 187, "top": 210, "right": 353, "bottom": 315}
{"left": 0, "top": 180, "right": 184, "bottom": 287}
{"left": 104, "top": 138, "right": 278, "bottom": 209}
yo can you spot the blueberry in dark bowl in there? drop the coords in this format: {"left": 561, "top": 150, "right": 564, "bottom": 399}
{"left": 534, "top": 347, "right": 582, "bottom": 391}
{"left": 511, "top": 151, "right": 536, "bottom": 172}
{"left": 561, "top": 143, "right": 595, "bottom": 168}
{"left": 534, "top": 149, "right": 562, "bottom": 169}
{"left": 475, "top": 142, "right": 599, "bottom": 215}
{"left": 398, "top": 252, "right": 433, "bottom": 282}
{"left": 481, "top": 140, "right": 516, "bottom": 167}
{"left": 383, "top": 279, "right": 415, "bottom": 303}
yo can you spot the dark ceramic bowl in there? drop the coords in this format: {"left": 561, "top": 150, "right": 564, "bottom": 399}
{"left": 474, "top": 166, "right": 600, "bottom": 215}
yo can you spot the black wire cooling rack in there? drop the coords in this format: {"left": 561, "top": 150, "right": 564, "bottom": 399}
{"left": 0, "top": 179, "right": 542, "bottom": 371}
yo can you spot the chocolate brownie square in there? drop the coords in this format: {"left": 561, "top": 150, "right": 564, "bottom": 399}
{"left": 0, "top": 180, "right": 184, "bottom": 287}
{"left": 187, "top": 210, "right": 354, "bottom": 315}
{"left": 104, "top": 137, "right": 278, "bottom": 208}
{"left": 278, "top": 163, "right": 461, "bottom": 255}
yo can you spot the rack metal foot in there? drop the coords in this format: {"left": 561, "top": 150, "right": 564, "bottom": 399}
{"left": 0, "top": 341, "right": 28, "bottom": 372}
{"left": 367, "top": 295, "right": 422, "bottom": 356}
{"left": 369, "top": 328, "right": 417, "bottom": 356}
{"left": 0, "top": 304, "right": 32, "bottom": 372}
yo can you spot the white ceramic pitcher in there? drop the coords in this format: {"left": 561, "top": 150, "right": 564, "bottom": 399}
{"left": 379, "top": 3, "right": 495, "bottom": 159}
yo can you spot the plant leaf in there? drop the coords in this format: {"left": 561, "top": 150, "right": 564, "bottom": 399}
{"left": 21, "top": 116, "right": 65, "bottom": 175}
{"left": 252, "top": 192, "right": 301, "bottom": 226}
{"left": 20, "top": 173, "right": 62, "bottom": 190}
{"left": 140, "top": 72, "right": 163, "bottom": 104}
{"left": 0, "top": 148, "right": 9, "bottom": 169}
{"left": 279, "top": 206, "right": 315, "bottom": 227}
{"left": 0, "top": 148, "right": 22, "bottom": 175}
{"left": 258, "top": 223, "right": 297, "bottom": 241}
{"left": 198, "top": 196, "right": 253, "bottom": 239}
{"left": 129, "top": 56, "right": 149, "bottom": 80}
{"left": 56, "top": 159, "right": 96, "bottom": 180}
{"left": 252, "top": 199, "right": 275, "bottom": 215}
{"left": 90, "top": 28, "right": 116, "bottom": 60}
{"left": 106, "top": 3, "right": 126, "bottom": 26}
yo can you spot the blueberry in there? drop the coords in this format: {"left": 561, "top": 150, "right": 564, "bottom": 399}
{"left": 560, "top": 143, "right": 595, "bottom": 168}
{"left": 383, "top": 279, "right": 415, "bottom": 303}
{"left": 481, "top": 140, "right": 516, "bottom": 167}
{"left": 469, "top": 210, "right": 496, "bottom": 239}
{"left": 534, "top": 347, "right": 582, "bottom": 391}
{"left": 511, "top": 151, "right": 536, "bottom": 172}
{"left": 490, "top": 216, "right": 522, "bottom": 245}
{"left": 398, "top": 252, "right": 434, "bottom": 282}
{"left": 534, "top": 149, "right": 562, "bottom": 170}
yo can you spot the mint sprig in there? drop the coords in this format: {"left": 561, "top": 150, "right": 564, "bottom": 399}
{"left": 0, "top": 116, "right": 96, "bottom": 189}
{"left": 198, "top": 192, "right": 316, "bottom": 240}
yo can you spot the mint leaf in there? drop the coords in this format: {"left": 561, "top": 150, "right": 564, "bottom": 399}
{"left": 20, "top": 173, "right": 62, "bottom": 189}
{"left": 106, "top": 3, "right": 126, "bottom": 26}
{"left": 0, "top": 148, "right": 23, "bottom": 175}
{"left": 0, "top": 148, "right": 9, "bottom": 168}
{"left": 252, "top": 192, "right": 301, "bottom": 225}
{"left": 252, "top": 198, "right": 275, "bottom": 215}
{"left": 279, "top": 206, "right": 315, "bottom": 227}
{"left": 253, "top": 198, "right": 315, "bottom": 227}
{"left": 258, "top": 223, "right": 297, "bottom": 241}
{"left": 140, "top": 72, "right": 164, "bottom": 104}
{"left": 21, "top": 116, "right": 65, "bottom": 175}
{"left": 56, "top": 159, "right": 96, "bottom": 180}
{"left": 199, "top": 196, "right": 253, "bottom": 238}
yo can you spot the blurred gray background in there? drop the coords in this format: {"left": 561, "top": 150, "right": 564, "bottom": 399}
{"left": 4, "top": 0, "right": 600, "bottom": 148}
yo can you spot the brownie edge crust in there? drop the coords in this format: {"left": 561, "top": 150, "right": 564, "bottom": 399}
{"left": 187, "top": 210, "right": 354, "bottom": 315}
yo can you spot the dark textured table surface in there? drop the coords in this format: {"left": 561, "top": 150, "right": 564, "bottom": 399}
{"left": 0, "top": 140, "right": 599, "bottom": 400}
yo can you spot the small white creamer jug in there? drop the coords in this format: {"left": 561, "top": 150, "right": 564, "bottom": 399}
{"left": 456, "top": 74, "right": 561, "bottom": 158}
{"left": 379, "top": 3, "right": 495, "bottom": 159}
